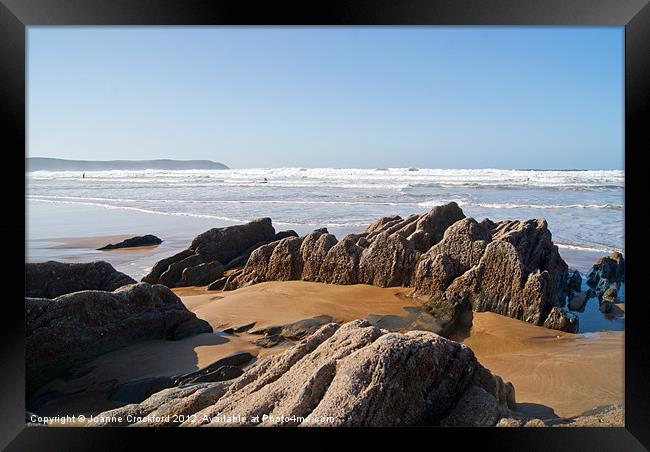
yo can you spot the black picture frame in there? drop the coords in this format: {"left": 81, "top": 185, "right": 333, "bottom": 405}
{"left": 2, "top": 0, "right": 648, "bottom": 449}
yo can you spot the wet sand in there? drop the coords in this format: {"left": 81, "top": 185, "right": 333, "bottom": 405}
{"left": 176, "top": 281, "right": 623, "bottom": 419}
{"left": 32, "top": 281, "right": 623, "bottom": 420}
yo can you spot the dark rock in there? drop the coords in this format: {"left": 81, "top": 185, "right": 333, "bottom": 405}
{"left": 142, "top": 218, "right": 276, "bottom": 287}
{"left": 567, "top": 270, "right": 582, "bottom": 295}
{"left": 172, "top": 318, "right": 213, "bottom": 340}
{"left": 173, "top": 352, "right": 254, "bottom": 386}
{"left": 141, "top": 249, "right": 194, "bottom": 284}
{"left": 586, "top": 252, "right": 625, "bottom": 291}
{"left": 568, "top": 292, "right": 588, "bottom": 311}
{"left": 222, "top": 322, "right": 256, "bottom": 334}
{"left": 253, "top": 334, "right": 285, "bottom": 348}
{"left": 274, "top": 230, "right": 299, "bottom": 241}
{"left": 26, "top": 282, "right": 212, "bottom": 394}
{"left": 439, "top": 386, "right": 500, "bottom": 427}
{"left": 191, "top": 217, "right": 276, "bottom": 263}
{"left": 599, "top": 300, "right": 614, "bottom": 313}
{"left": 543, "top": 307, "right": 578, "bottom": 333}
{"left": 179, "top": 261, "right": 224, "bottom": 287}
{"left": 183, "top": 366, "right": 244, "bottom": 383}
{"left": 207, "top": 276, "right": 228, "bottom": 291}
{"left": 247, "top": 317, "right": 335, "bottom": 347}
{"left": 281, "top": 315, "right": 334, "bottom": 340}
{"left": 158, "top": 254, "right": 203, "bottom": 287}
{"left": 25, "top": 261, "right": 136, "bottom": 298}
{"left": 98, "top": 234, "right": 162, "bottom": 250}
{"left": 110, "top": 376, "right": 174, "bottom": 404}
{"left": 233, "top": 322, "right": 256, "bottom": 333}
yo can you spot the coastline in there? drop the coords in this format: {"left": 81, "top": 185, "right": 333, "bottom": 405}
{"left": 25, "top": 200, "right": 625, "bottom": 424}
{"left": 31, "top": 281, "right": 623, "bottom": 420}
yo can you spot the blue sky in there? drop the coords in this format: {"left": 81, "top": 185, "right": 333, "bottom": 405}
{"left": 28, "top": 27, "right": 624, "bottom": 169}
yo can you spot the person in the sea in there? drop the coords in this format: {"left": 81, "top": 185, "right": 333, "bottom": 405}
{"left": 82, "top": 173, "right": 85, "bottom": 179}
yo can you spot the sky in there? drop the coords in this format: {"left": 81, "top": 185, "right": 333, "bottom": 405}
{"left": 28, "top": 27, "right": 624, "bottom": 169}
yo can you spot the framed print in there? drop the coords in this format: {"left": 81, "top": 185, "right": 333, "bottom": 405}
{"left": 1, "top": 0, "right": 648, "bottom": 449}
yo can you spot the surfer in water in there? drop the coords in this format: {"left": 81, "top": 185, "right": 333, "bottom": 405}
{"left": 82, "top": 173, "right": 85, "bottom": 179}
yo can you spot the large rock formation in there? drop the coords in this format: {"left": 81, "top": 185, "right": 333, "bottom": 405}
{"left": 227, "top": 203, "right": 464, "bottom": 289}
{"left": 25, "top": 261, "right": 136, "bottom": 299}
{"left": 225, "top": 203, "right": 576, "bottom": 333}
{"left": 26, "top": 282, "right": 212, "bottom": 394}
{"left": 142, "top": 218, "right": 279, "bottom": 288}
{"left": 89, "top": 320, "right": 515, "bottom": 427}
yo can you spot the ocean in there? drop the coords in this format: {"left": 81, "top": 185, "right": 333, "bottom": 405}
{"left": 25, "top": 167, "right": 625, "bottom": 333}
{"left": 27, "top": 167, "right": 624, "bottom": 252}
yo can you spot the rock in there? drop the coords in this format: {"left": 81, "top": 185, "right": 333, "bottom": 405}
{"left": 414, "top": 217, "right": 491, "bottom": 299}
{"left": 141, "top": 249, "right": 194, "bottom": 284}
{"left": 554, "top": 404, "right": 624, "bottom": 427}
{"left": 87, "top": 382, "right": 232, "bottom": 427}
{"left": 142, "top": 218, "right": 276, "bottom": 287}
{"left": 439, "top": 386, "right": 500, "bottom": 427}
{"left": 543, "top": 307, "right": 578, "bottom": 333}
{"left": 110, "top": 376, "right": 174, "bottom": 404}
{"left": 602, "top": 286, "right": 618, "bottom": 303}
{"left": 496, "top": 417, "right": 527, "bottom": 427}
{"left": 403, "top": 202, "right": 466, "bottom": 252}
{"left": 180, "top": 366, "right": 244, "bottom": 384}
{"left": 222, "top": 322, "right": 256, "bottom": 334}
{"left": 497, "top": 404, "right": 624, "bottom": 428}
{"left": 567, "top": 270, "right": 582, "bottom": 295}
{"left": 172, "top": 318, "right": 213, "bottom": 340}
{"left": 191, "top": 217, "right": 276, "bottom": 263}
{"left": 599, "top": 300, "right": 614, "bottom": 314}
{"left": 25, "top": 261, "right": 136, "bottom": 298}
{"left": 441, "top": 218, "right": 573, "bottom": 331}
{"left": 234, "top": 322, "right": 256, "bottom": 333}
{"left": 158, "top": 254, "right": 203, "bottom": 287}
{"left": 568, "top": 292, "right": 588, "bottom": 311}
{"left": 249, "top": 316, "right": 335, "bottom": 343}
{"left": 179, "top": 261, "right": 224, "bottom": 287}
{"left": 277, "top": 315, "right": 334, "bottom": 340}
{"left": 586, "top": 252, "right": 625, "bottom": 291}
{"left": 173, "top": 352, "right": 254, "bottom": 386}
{"left": 274, "top": 230, "right": 299, "bottom": 241}
{"left": 26, "top": 282, "right": 213, "bottom": 394}
{"left": 317, "top": 236, "right": 364, "bottom": 284}
{"left": 98, "top": 234, "right": 162, "bottom": 250}
{"left": 300, "top": 230, "right": 339, "bottom": 281}
{"left": 358, "top": 232, "right": 419, "bottom": 287}
{"left": 206, "top": 276, "right": 228, "bottom": 291}
{"left": 265, "top": 237, "right": 305, "bottom": 281}
{"left": 92, "top": 320, "right": 516, "bottom": 427}
{"left": 253, "top": 334, "right": 285, "bottom": 348}
{"left": 212, "top": 205, "right": 574, "bottom": 333}
{"left": 524, "top": 418, "right": 547, "bottom": 427}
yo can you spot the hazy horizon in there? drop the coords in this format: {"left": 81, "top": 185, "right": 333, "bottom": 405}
{"left": 26, "top": 155, "right": 622, "bottom": 172}
{"left": 28, "top": 27, "right": 624, "bottom": 170}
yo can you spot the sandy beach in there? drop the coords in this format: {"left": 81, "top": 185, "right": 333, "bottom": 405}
{"left": 31, "top": 279, "right": 623, "bottom": 421}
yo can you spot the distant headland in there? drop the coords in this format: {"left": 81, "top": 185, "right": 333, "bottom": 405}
{"left": 26, "top": 157, "right": 229, "bottom": 171}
